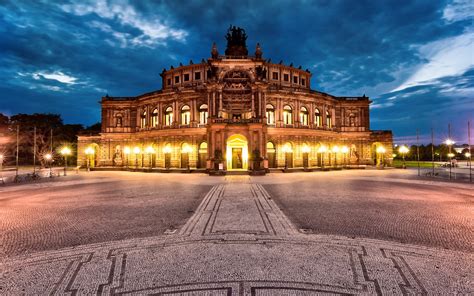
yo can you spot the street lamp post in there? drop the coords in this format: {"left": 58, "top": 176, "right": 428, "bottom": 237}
{"left": 317, "top": 145, "right": 327, "bottom": 169}
{"left": 145, "top": 146, "right": 155, "bottom": 170}
{"left": 182, "top": 144, "right": 193, "bottom": 172}
{"left": 341, "top": 146, "right": 349, "bottom": 168}
{"left": 376, "top": 146, "right": 386, "bottom": 169}
{"left": 332, "top": 146, "right": 339, "bottom": 168}
{"left": 124, "top": 147, "right": 131, "bottom": 170}
{"left": 133, "top": 147, "right": 141, "bottom": 171}
{"left": 398, "top": 145, "right": 409, "bottom": 169}
{"left": 163, "top": 145, "right": 172, "bottom": 169}
{"left": 85, "top": 147, "right": 94, "bottom": 172}
{"left": 445, "top": 139, "right": 455, "bottom": 180}
{"left": 302, "top": 144, "right": 310, "bottom": 170}
{"left": 0, "top": 154, "right": 4, "bottom": 184}
{"left": 44, "top": 153, "right": 53, "bottom": 178}
{"left": 60, "top": 147, "right": 71, "bottom": 176}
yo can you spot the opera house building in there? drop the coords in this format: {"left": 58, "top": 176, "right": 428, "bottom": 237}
{"left": 78, "top": 26, "right": 393, "bottom": 174}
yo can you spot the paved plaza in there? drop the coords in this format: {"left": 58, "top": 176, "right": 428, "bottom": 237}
{"left": 0, "top": 170, "right": 472, "bottom": 294}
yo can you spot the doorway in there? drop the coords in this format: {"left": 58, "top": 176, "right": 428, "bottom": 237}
{"left": 226, "top": 134, "right": 248, "bottom": 171}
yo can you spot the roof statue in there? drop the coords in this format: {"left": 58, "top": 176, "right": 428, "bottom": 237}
{"left": 225, "top": 25, "right": 248, "bottom": 56}
{"left": 211, "top": 42, "right": 219, "bottom": 59}
{"left": 255, "top": 43, "right": 262, "bottom": 59}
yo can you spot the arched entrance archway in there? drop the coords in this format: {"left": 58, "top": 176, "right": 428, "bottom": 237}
{"left": 226, "top": 134, "right": 248, "bottom": 171}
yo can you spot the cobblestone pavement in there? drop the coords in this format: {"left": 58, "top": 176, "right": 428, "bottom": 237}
{"left": 0, "top": 172, "right": 214, "bottom": 258}
{"left": 262, "top": 170, "right": 474, "bottom": 252}
{"left": 0, "top": 171, "right": 473, "bottom": 295}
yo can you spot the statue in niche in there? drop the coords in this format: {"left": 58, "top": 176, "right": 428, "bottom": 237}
{"left": 113, "top": 145, "right": 123, "bottom": 166}
{"left": 350, "top": 144, "right": 359, "bottom": 163}
{"left": 225, "top": 25, "right": 248, "bottom": 56}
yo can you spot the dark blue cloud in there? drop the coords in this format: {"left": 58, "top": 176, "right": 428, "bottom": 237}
{"left": 0, "top": 0, "right": 472, "bottom": 143}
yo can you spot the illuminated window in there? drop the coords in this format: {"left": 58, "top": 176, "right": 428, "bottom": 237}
{"left": 165, "top": 106, "right": 173, "bottom": 126}
{"left": 199, "top": 104, "right": 208, "bottom": 124}
{"left": 283, "top": 105, "right": 293, "bottom": 125}
{"left": 266, "top": 104, "right": 275, "bottom": 125}
{"left": 151, "top": 108, "right": 158, "bottom": 127}
{"left": 181, "top": 105, "right": 190, "bottom": 125}
{"left": 300, "top": 106, "right": 308, "bottom": 125}
{"left": 266, "top": 141, "right": 275, "bottom": 153}
{"left": 315, "top": 108, "right": 321, "bottom": 127}
{"left": 199, "top": 141, "right": 207, "bottom": 153}
{"left": 140, "top": 110, "right": 147, "bottom": 128}
{"left": 326, "top": 110, "right": 332, "bottom": 128}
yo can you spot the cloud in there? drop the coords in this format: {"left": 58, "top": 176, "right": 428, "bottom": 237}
{"left": 32, "top": 71, "right": 78, "bottom": 84}
{"left": 392, "top": 31, "right": 474, "bottom": 92}
{"left": 60, "top": 0, "right": 187, "bottom": 47}
{"left": 442, "top": 0, "right": 474, "bottom": 23}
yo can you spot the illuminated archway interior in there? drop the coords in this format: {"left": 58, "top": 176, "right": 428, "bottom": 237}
{"left": 226, "top": 134, "right": 248, "bottom": 171}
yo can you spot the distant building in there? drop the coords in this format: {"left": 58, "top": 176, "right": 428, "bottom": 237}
{"left": 78, "top": 26, "right": 392, "bottom": 173}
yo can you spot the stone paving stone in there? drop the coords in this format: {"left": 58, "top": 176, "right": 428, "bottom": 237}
{"left": 1, "top": 177, "right": 472, "bottom": 295}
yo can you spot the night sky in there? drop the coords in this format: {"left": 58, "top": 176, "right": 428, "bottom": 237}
{"left": 0, "top": 0, "right": 473, "bottom": 144}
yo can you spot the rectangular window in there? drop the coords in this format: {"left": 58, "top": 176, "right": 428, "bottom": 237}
{"left": 283, "top": 74, "right": 289, "bottom": 82}
{"left": 174, "top": 76, "right": 180, "bottom": 83}
{"left": 293, "top": 76, "right": 298, "bottom": 84}
{"left": 301, "top": 78, "right": 306, "bottom": 86}
{"left": 195, "top": 72, "right": 201, "bottom": 80}
{"left": 167, "top": 78, "right": 171, "bottom": 85}
{"left": 272, "top": 72, "right": 278, "bottom": 80}
{"left": 184, "top": 73, "right": 190, "bottom": 81}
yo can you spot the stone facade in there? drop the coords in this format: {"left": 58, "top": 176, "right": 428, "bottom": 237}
{"left": 78, "top": 27, "right": 392, "bottom": 173}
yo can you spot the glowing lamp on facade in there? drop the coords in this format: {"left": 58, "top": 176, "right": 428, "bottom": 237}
{"left": 133, "top": 147, "right": 141, "bottom": 154}
{"left": 376, "top": 146, "right": 386, "bottom": 154}
{"left": 331, "top": 146, "right": 340, "bottom": 153}
{"left": 85, "top": 147, "right": 94, "bottom": 155}
{"left": 301, "top": 144, "right": 311, "bottom": 153}
{"left": 163, "top": 145, "right": 172, "bottom": 154}
{"left": 466, "top": 152, "right": 471, "bottom": 158}
{"left": 0, "top": 154, "right": 3, "bottom": 161}
{"left": 317, "top": 145, "right": 328, "bottom": 153}
{"left": 341, "top": 146, "right": 349, "bottom": 154}
{"left": 145, "top": 146, "right": 155, "bottom": 154}
{"left": 44, "top": 153, "right": 52, "bottom": 160}
{"left": 182, "top": 144, "right": 193, "bottom": 154}
{"left": 447, "top": 153, "right": 455, "bottom": 158}
{"left": 282, "top": 143, "right": 293, "bottom": 153}
{"left": 123, "top": 147, "right": 131, "bottom": 155}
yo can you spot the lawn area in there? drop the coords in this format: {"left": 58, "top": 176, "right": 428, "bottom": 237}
{"left": 392, "top": 160, "right": 439, "bottom": 168}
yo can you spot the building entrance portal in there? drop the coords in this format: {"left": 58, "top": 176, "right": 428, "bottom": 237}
{"left": 226, "top": 134, "right": 248, "bottom": 171}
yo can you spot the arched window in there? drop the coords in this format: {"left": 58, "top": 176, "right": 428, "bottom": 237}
{"left": 315, "top": 108, "right": 321, "bottom": 127}
{"left": 266, "top": 104, "right": 275, "bottom": 125}
{"left": 326, "top": 110, "right": 332, "bottom": 128}
{"left": 199, "top": 142, "right": 207, "bottom": 152}
{"left": 283, "top": 105, "right": 293, "bottom": 125}
{"left": 140, "top": 110, "right": 147, "bottom": 128}
{"left": 266, "top": 141, "right": 275, "bottom": 153}
{"left": 199, "top": 104, "right": 208, "bottom": 124}
{"left": 300, "top": 106, "right": 309, "bottom": 125}
{"left": 165, "top": 106, "right": 173, "bottom": 126}
{"left": 151, "top": 108, "right": 158, "bottom": 127}
{"left": 181, "top": 105, "right": 190, "bottom": 125}
{"left": 115, "top": 114, "right": 123, "bottom": 127}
